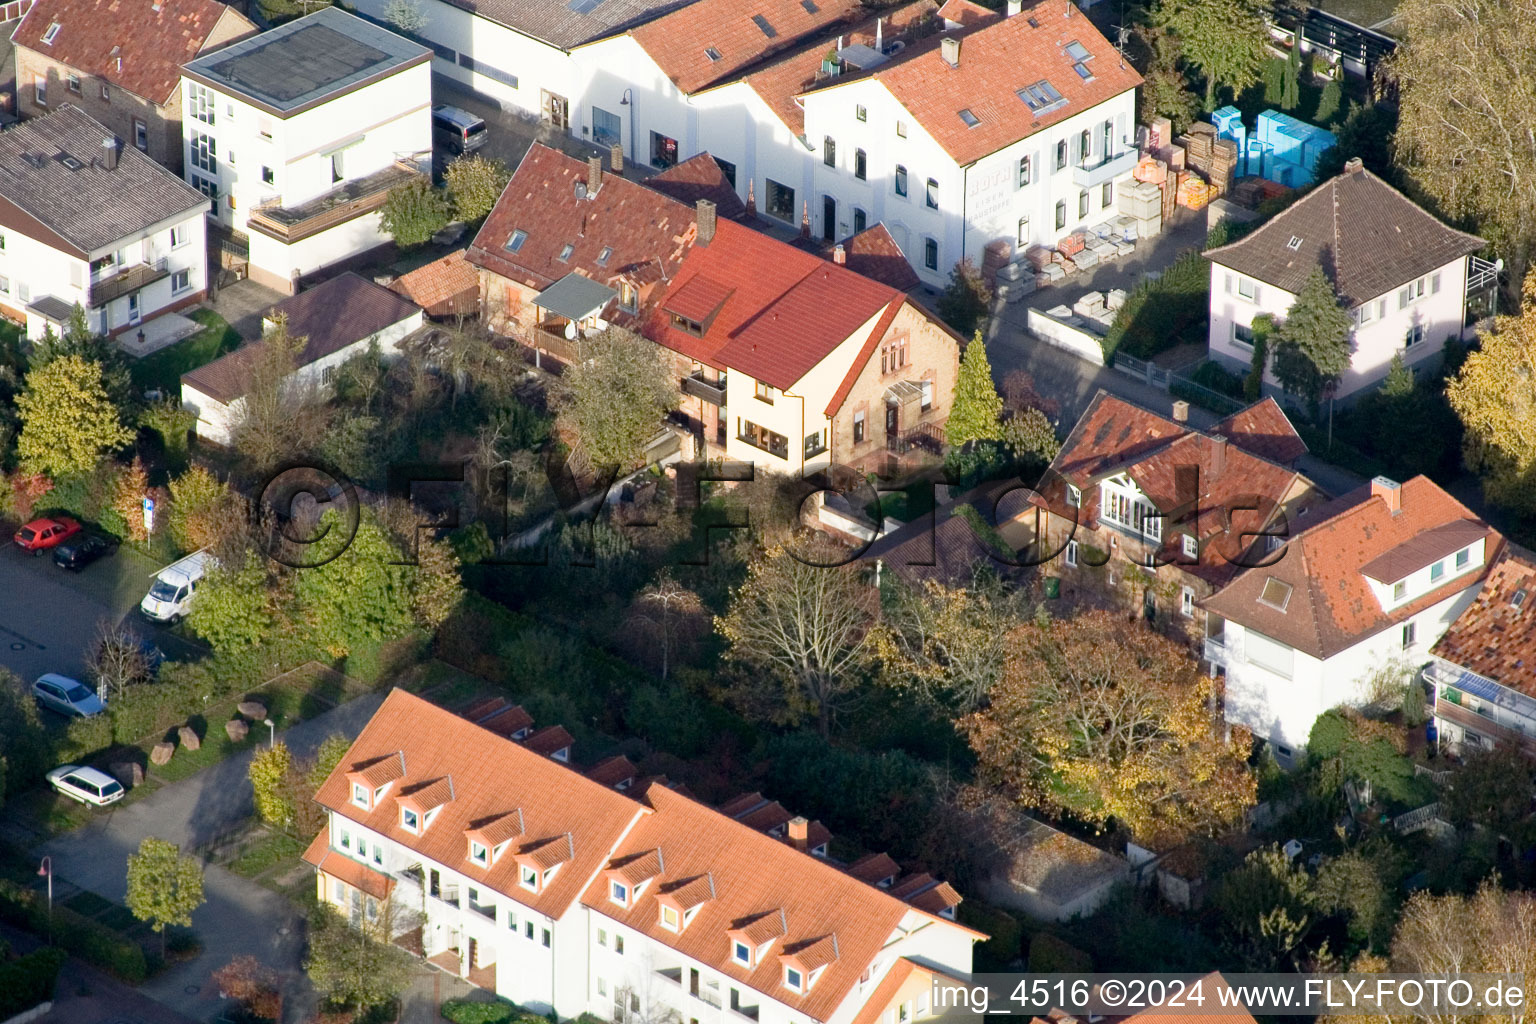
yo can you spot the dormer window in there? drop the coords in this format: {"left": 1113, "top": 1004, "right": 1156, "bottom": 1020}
{"left": 401, "top": 807, "right": 420, "bottom": 833}
{"left": 660, "top": 905, "right": 680, "bottom": 930}
{"left": 1066, "top": 484, "right": 1080, "bottom": 507}
{"left": 373, "top": 784, "right": 390, "bottom": 803}
{"left": 543, "top": 866, "right": 558, "bottom": 884}
{"left": 785, "top": 967, "right": 804, "bottom": 992}
{"left": 1182, "top": 534, "right": 1198, "bottom": 559}
{"left": 611, "top": 880, "right": 630, "bottom": 906}
{"left": 733, "top": 941, "right": 753, "bottom": 966}
{"left": 352, "top": 783, "right": 371, "bottom": 809}
{"left": 424, "top": 807, "right": 441, "bottom": 829}
{"left": 492, "top": 842, "right": 509, "bottom": 863}
{"left": 521, "top": 865, "right": 539, "bottom": 891}
{"left": 683, "top": 906, "right": 700, "bottom": 927}
{"left": 470, "top": 840, "right": 489, "bottom": 866}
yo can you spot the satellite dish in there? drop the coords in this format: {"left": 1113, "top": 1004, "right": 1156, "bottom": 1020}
{"left": 564, "top": 321, "right": 578, "bottom": 340}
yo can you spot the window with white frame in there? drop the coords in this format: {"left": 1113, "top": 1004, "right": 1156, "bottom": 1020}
{"left": 1181, "top": 586, "right": 1195, "bottom": 618}
{"left": 1398, "top": 273, "right": 1440, "bottom": 308}
{"left": 1402, "top": 621, "right": 1417, "bottom": 648}
{"left": 34, "top": 75, "right": 46, "bottom": 105}
{"left": 785, "top": 967, "right": 804, "bottom": 992}
{"left": 169, "top": 225, "right": 188, "bottom": 249}
{"left": 400, "top": 807, "right": 419, "bottom": 833}
{"left": 1100, "top": 482, "right": 1162, "bottom": 540}
{"left": 1405, "top": 324, "right": 1425, "bottom": 348}
{"left": 1017, "top": 154, "right": 1031, "bottom": 187}
{"left": 1429, "top": 559, "right": 1445, "bottom": 582}
{"left": 187, "top": 82, "right": 215, "bottom": 125}
{"left": 660, "top": 905, "right": 680, "bottom": 930}
{"left": 1067, "top": 484, "right": 1081, "bottom": 507}
{"left": 733, "top": 940, "right": 752, "bottom": 966}
{"left": 1233, "top": 322, "right": 1256, "bottom": 349}
{"left": 1455, "top": 546, "right": 1471, "bottom": 570}
{"left": 351, "top": 783, "right": 370, "bottom": 809}
{"left": 1182, "top": 534, "right": 1198, "bottom": 559}
{"left": 1392, "top": 580, "right": 1407, "bottom": 603}
{"left": 1236, "top": 276, "right": 1257, "bottom": 301}
{"left": 610, "top": 880, "right": 629, "bottom": 906}
{"left": 469, "top": 840, "right": 489, "bottom": 866}
{"left": 1065, "top": 540, "right": 1078, "bottom": 567}
{"left": 190, "top": 131, "right": 216, "bottom": 174}
{"left": 171, "top": 269, "right": 190, "bottom": 294}
{"left": 520, "top": 865, "right": 538, "bottom": 890}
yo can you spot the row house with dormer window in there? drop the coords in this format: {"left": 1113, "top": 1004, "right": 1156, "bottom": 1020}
{"left": 1205, "top": 158, "right": 1494, "bottom": 401}
{"left": 306, "top": 689, "right": 979, "bottom": 1022}
{"left": 1202, "top": 475, "right": 1502, "bottom": 765}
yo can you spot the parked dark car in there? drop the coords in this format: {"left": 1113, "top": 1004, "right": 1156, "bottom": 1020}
{"left": 52, "top": 532, "right": 119, "bottom": 570}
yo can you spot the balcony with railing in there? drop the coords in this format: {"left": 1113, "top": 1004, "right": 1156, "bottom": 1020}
{"left": 248, "top": 153, "right": 430, "bottom": 244}
{"left": 90, "top": 258, "right": 169, "bottom": 306}
{"left": 682, "top": 371, "right": 727, "bottom": 406}
{"left": 1072, "top": 149, "right": 1139, "bottom": 188}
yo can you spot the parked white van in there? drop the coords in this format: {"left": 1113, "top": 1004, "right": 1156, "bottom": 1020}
{"left": 140, "top": 551, "right": 214, "bottom": 623}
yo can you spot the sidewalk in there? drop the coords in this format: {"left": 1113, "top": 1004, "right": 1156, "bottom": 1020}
{"left": 34, "top": 692, "right": 386, "bottom": 1024}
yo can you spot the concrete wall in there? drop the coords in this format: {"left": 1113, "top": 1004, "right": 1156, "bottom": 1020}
{"left": 1025, "top": 307, "right": 1106, "bottom": 365}
{"left": 247, "top": 211, "right": 392, "bottom": 293}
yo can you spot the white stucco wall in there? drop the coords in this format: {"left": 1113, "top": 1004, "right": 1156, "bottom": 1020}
{"left": 247, "top": 210, "right": 392, "bottom": 286}
{"left": 1208, "top": 253, "right": 1472, "bottom": 400}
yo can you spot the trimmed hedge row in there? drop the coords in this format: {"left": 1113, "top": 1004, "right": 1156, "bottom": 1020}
{"left": 440, "top": 999, "right": 554, "bottom": 1024}
{"left": 0, "top": 879, "right": 148, "bottom": 983}
{"left": 0, "top": 946, "right": 66, "bottom": 1018}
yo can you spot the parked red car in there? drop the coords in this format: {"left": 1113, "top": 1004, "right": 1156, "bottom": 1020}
{"left": 14, "top": 516, "right": 82, "bottom": 554}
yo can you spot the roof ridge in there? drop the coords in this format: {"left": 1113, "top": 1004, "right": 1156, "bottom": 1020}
{"left": 1331, "top": 176, "right": 1342, "bottom": 292}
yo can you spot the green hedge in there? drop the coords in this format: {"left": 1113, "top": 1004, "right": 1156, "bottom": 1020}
{"left": 960, "top": 900, "right": 1025, "bottom": 971}
{"left": 440, "top": 999, "right": 551, "bottom": 1024}
{"left": 1101, "top": 249, "right": 1212, "bottom": 363}
{"left": 0, "top": 946, "right": 66, "bottom": 1018}
{"left": 1293, "top": 423, "right": 1389, "bottom": 479}
{"left": 0, "top": 879, "right": 148, "bottom": 983}
{"left": 1028, "top": 932, "right": 1094, "bottom": 973}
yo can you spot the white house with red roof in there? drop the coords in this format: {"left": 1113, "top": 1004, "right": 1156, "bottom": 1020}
{"left": 1202, "top": 475, "right": 1503, "bottom": 763}
{"left": 307, "top": 688, "right": 981, "bottom": 1021}
{"left": 799, "top": 0, "right": 1142, "bottom": 285}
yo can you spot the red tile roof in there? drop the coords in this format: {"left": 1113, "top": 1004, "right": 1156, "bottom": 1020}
{"left": 582, "top": 783, "right": 977, "bottom": 1022}
{"left": 14, "top": 0, "right": 251, "bottom": 105}
{"left": 726, "top": 0, "right": 937, "bottom": 137}
{"left": 1042, "top": 391, "right": 1315, "bottom": 586}
{"left": 481, "top": 704, "right": 534, "bottom": 737}
{"left": 396, "top": 776, "right": 455, "bottom": 813}
{"left": 390, "top": 250, "right": 480, "bottom": 318}
{"left": 646, "top": 153, "right": 750, "bottom": 221}
{"left": 1211, "top": 397, "right": 1309, "bottom": 465}
{"left": 586, "top": 754, "right": 639, "bottom": 788}
{"left": 524, "top": 724, "right": 574, "bottom": 757}
{"left": 313, "top": 689, "right": 644, "bottom": 919}
{"left": 936, "top": 0, "right": 996, "bottom": 26}
{"left": 1431, "top": 547, "right": 1536, "bottom": 695}
{"left": 467, "top": 145, "right": 696, "bottom": 322}
{"left": 627, "top": 0, "right": 866, "bottom": 94}
{"left": 644, "top": 218, "right": 901, "bottom": 388}
{"left": 800, "top": 0, "right": 1142, "bottom": 166}
{"left": 792, "top": 223, "right": 924, "bottom": 293}
{"left": 848, "top": 959, "right": 974, "bottom": 1024}
{"left": 465, "top": 809, "right": 526, "bottom": 846}
{"left": 847, "top": 852, "right": 900, "bottom": 885}
{"left": 1204, "top": 476, "right": 1504, "bottom": 659}
{"left": 303, "top": 825, "right": 395, "bottom": 901}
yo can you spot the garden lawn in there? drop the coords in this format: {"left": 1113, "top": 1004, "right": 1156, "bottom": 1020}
{"left": 128, "top": 309, "right": 240, "bottom": 395}
{"left": 229, "top": 831, "right": 306, "bottom": 878}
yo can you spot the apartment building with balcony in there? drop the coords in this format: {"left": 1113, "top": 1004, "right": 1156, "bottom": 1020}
{"left": 1205, "top": 158, "right": 1493, "bottom": 401}
{"left": 0, "top": 105, "right": 209, "bottom": 340}
{"left": 1202, "top": 475, "right": 1502, "bottom": 765}
{"left": 1426, "top": 549, "right": 1536, "bottom": 758}
{"left": 178, "top": 7, "right": 432, "bottom": 293}
{"left": 470, "top": 144, "right": 961, "bottom": 476}
{"left": 798, "top": 0, "right": 1142, "bottom": 287}
{"left": 11, "top": 0, "right": 255, "bottom": 173}
{"left": 1030, "top": 391, "right": 1323, "bottom": 641}
{"left": 305, "top": 688, "right": 980, "bottom": 1018}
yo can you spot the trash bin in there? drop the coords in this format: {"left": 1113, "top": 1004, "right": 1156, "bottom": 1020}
{"left": 1044, "top": 577, "right": 1061, "bottom": 599}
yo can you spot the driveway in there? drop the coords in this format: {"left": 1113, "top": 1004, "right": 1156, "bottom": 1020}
{"left": 36, "top": 693, "right": 386, "bottom": 1024}
{"left": 0, "top": 541, "right": 199, "bottom": 684}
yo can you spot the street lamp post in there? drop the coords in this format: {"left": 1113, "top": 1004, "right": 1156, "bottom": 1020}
{"left": 263, "top": 718, "right": 275, "bottom": 749}
{"left": 37, "top": 856, "right": 51, "bottom": 942}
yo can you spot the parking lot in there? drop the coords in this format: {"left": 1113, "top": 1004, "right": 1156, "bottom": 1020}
{"left": 0, "top": 539, "right": 198, "bottom": 685}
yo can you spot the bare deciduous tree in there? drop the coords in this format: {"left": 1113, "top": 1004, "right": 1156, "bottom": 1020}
{"left": 230, "top": 314, "right": 330, "bottom": 471}
{"left": 85, "top": 619, "right": 153, "bottom": 700}
{"left": 629, "top": 570, "right": 705, "bottom": 679}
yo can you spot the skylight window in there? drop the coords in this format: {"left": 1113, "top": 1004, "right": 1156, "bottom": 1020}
{"left": 1073, "top": 62, "right": 1093, "bottom": 80}
{"left": 801, "top": 0, "right": 818, "bottom": 10}
{"left": 705, "top": 46, "right": 722, "bottom": 61}
{"left": 566, "top": 0, "right": 606, "bottom": 13}
{"left": 752, "top": 14, "right": 778, "bottom": 37}
{"left": 958, "top": 108, "right": 979, "bottom": 127}
{"left": 1258, "top": 577, "right": 1293, "bottom": 612}
{"left": 558, "top": 243, "right": 574, "bottom": 262}
{"left": 42, "top": 22, "right": 60, "bottom": 44}
{"left": 506, "top": 229, "right": 527, "bottom": 252}
{"left": 1065, "top": 40, "right": 1091, "bottom": 61}
{"left": 596, "top": 246, "right": 613, "bottom": 266}
{"left": 1287, "top": 236, "right": 1304, "bottom": 250}
{"left": 1017, "top": 80, "right": 1066, "bottom": 114}
{"left": 1514, "top": 588, "right": 1529, "bottom": 610}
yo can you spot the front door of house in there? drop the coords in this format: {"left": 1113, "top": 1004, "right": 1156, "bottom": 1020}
{"left": 127, "top": 292, "right": 141, "bottom": 325}
{"left": 885, "top": 403, "right": 898, "bottom": 440}
{"left": 542, "top": 91, "right": 569, "bottom": 130}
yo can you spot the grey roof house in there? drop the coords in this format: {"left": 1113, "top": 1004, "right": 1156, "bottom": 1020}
{"left": 181, "top": 272, "right": 423, "bottom": 443}
{"left": 0, "top": 105, "right": 211, "bottom": 339}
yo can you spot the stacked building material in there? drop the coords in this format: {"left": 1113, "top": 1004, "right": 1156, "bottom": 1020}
{"left": 981, "top": 239, "right": 1012, "bottom": 285}
{"left": 1209, "top": 138, "right": 1238, "bottom": 195}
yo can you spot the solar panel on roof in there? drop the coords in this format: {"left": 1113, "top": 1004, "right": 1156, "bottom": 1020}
{"left": 752, "top": 14, "right": 778, "bottom": 37}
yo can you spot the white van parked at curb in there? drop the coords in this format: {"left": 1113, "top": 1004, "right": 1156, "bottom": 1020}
{"left": 140, "top": 551, "right": 214, "bottom": 624}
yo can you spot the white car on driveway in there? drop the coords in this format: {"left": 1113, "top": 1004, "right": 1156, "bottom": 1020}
{"left": 46, "top": 765, "right": 125, "bottom": 807}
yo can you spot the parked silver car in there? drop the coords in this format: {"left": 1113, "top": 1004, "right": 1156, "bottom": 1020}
{"left": 32, "top": 673, "right": 106, "bottom": 718}
{"left": 46, "top": 765, "right": 125, "bottom": 807}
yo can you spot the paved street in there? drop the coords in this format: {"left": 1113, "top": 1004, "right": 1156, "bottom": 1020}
{"left": 0, "top": 540, "right": 200, "bottom": 684}
{"left": 37, "top": 693, "right": 386, "bottom": 1024}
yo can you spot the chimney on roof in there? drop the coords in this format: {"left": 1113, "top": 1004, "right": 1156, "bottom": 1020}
{"left": 1209, "top": 433, "right": 1228, "bottom": 479}
{"left": 788, "top": 816, "right": 809, "bottom": 850}
{"left": 833, "top": 243, "right": 846, "bottom": 265}
{"left": 876, "top": 17, "right": 883, "bottom": 50}
{"left": 609, "top": 143, "right": 624, "bottom": 175}
{"left": 588, "top": 154, "right": 603, "bottom": 195}
{"left": 101, "top": 136, "right": 119, "bottom": 171}
{"left": 1065, "top": 0, "right": 1074, "bottom": 14}
{"left": 1171, "top": 399, "right": 1189, "bottom": 424}
{"left": 1344, "top": 156, "right": 1363, "bottom": 175}
{"left": 941, "top": 36, "right": 960, "bottom": 67}
{"left": 1372, "top": 475, "right": 1402, "bottom": 515}
{"left": 1007, "top": 0, "right": 1022, "bottom": 14}
{"left": 696, "top": 199, "right": 717, "bottom": 246}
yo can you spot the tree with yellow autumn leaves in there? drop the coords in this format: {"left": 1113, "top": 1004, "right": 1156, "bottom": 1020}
{"left": 1447, "top": 272, "right": 1536, "bottom": 516}
{"left": 961, "top": 609, "right": 1255, "bottom": 848}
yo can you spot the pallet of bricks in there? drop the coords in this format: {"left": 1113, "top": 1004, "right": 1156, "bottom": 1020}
{"left": 1025, "top": 244, "right": 1065, "bottom": 288}
{"left": 1176, "top": 172, "right": 1217, "bottom": 210}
